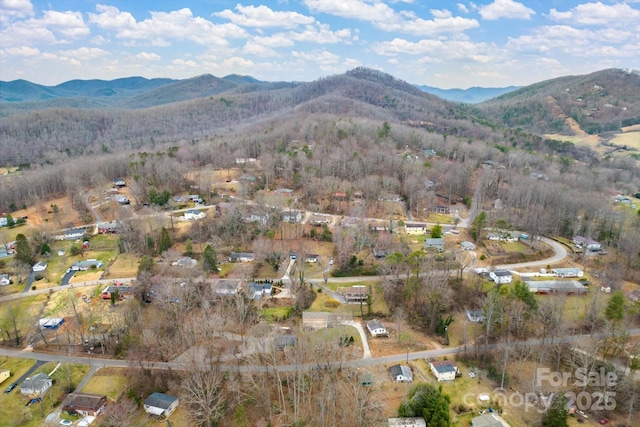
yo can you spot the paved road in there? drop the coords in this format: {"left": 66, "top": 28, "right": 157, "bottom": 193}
{"left": 495, "top": 237, "right": 567, "bottom": 270}
{"left": 3, "top": 329, "right": 639, "bottom": 374}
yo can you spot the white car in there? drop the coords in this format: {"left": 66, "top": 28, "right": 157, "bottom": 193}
{"left": 60, "top": 420, "right": 73, "bottom": 427}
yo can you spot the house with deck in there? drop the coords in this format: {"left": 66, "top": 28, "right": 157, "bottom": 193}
{"left": 144, "top": 393, "right": 179, "bottom": 419}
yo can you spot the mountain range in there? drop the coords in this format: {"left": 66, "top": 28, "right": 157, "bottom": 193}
{"left": 0, "top": 74, "right": 516, "bottom": 109}
{"left": 0, "top": 67, "right": 638, "bottom": 166}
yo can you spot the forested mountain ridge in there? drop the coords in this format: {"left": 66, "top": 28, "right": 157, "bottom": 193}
{"left": 415, "top": 84, "right": 519, "bottom": 103}
{"left": 476, "top": 68, "right": 640, "bottom": 135}
{"left": 0, "top": 68, "right": 473, "bottom": 165}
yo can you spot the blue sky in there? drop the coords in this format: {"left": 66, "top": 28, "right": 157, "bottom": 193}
{"left": 1, "top": 0, "right": 639, "bottom": 88}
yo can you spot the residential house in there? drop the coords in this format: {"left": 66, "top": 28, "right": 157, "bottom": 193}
{"left": 248, "top": 282, "right": 273, "bottom": 300}
{"left": 71, "top": 259, "right": 104, "bottom": 271}
{"left": 428, "top": 205, "right": 450, "bottom": 214}
{"left": 32, "top": 261, "right": 47, "bottom": 272}
{"left": 0, "top": 369, "right": 10, "bottom": 385}
{"left": 97, "top": 222, "right": 120, "bottom": 234}
{"left": 113, "top": 178, "right": 126, "bottom": 188}
{"left": 229, "top": 252, "right": 255, "bottom": 263}
{"left": 245, "top": 211, "right": 269, "bottom": 225}
{"left": 274, "top": 334, "right": 297, "bottom": 350}
{"left": 309, "top": 215, "right": 331, "bottom": 225}
{"left": 389, "top": 364, "right": 413, "bottom": 382}
{"left": 404, "top": 223, "right": 427, "bottom": 235}
{"left": 388, "top": 418, "right": 427, "bottom": 427}
{"left": 20, "top": 373, "right": 52, "bottom": 397}
{"left": 171, "top": 257, "right": 197, "bottom": 267}
{"left": 466, "top": 309, "right": 485, "bottom": 323}
{"left": 489, "top": 270, "right": 513, "bottom": 284}
{"left": 340, "top": 285, "right": 368, "bottom": 303}
{"left": 366, "top": 319, "right": 388, "bottom": 337}
{"left": 333, "top": 192, "right": 348, "bottom": 201}
{"left": 0, "top": 274, "right": 12, "bottom": 286}
{"left": 275, "top": 188, "right": 294, "bottom": 196}
{"left": 369, "top": 220, "right": 390, "bottom": 232}
{"left": 144, "top": 392, "right": 179, "bottom": 419}
{"left": 429, "top": 360, "right": 458, "bottom": 382}
{"left": 461, "top": 241, "right": 476, "bottom": 251}
{"left": 62, "top": 393, "right": 107, "bottom": 417}
{"left": 424, "top": 238, "right": 444, "bottom": 252}
{"left": 573, "top": 236, "right": 601, "bottom": 252}
{"left": 184, "top": 209, "right": 206, "bottom": 220}
{"left": 551, "top": 268, "right": 583, "bottom": 278}
{"left": 472, "top": 413, "right": 511, "bottom": 427}
{"left": 524, "top": 280, "right": 587, "bottom": 295}
{"left": 302, "top": 311, "right": 339, "bottom": 329}
{"left": 58, "top": 228, "right": 86, "bottom": 241}
{"left": 101, "top": 285, "right": 135, "bottom": 300}
{"left": 283, "top": 210, "right": 303, "bottom": 223}
{"left": 0, "top": 217, "right": 7, "bottom": 227}
{"left": 214, "top": 280, "right": 240, "bottom": 296}
{"left": 305, "top": 254, "right": 319, "bottom": 263}
{"left": 114, "top": 195, "right": 130, "bottom": 205}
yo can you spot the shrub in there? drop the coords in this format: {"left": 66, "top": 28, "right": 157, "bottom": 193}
{"left": 479, "top": 254, "right": 486, "bottom": 261}
{"left": 31, "top": 285, "right": 36, "bottom": 290}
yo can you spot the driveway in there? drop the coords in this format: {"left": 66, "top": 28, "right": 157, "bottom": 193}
{"left": 60, "top": 269, "right": 76, "bottom": 286}
{"left": 5, "top": 359, "right": 46, "bottom": 391}
{"left": 21, "top": 271, "right": 35, "bottom": 293}
{"left": 341, "top": 320, "right": 372, "bottom": 359}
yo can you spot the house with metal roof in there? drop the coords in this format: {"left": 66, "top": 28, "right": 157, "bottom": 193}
{"left": 144, "top": 392, "right": 179, "bottom": 418}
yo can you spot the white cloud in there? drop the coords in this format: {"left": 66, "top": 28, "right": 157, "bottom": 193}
{"left": 377, "top": 13, "right": 479, "bottom": 35}
{"left": 303, "top": 0, "right": 394, "bottom": 21}
{"left": 242, "top": 41, "right": 278, "bottom": 57}
{"left": 40, "top": 10, "right": 90, "bottom": 37}
{"left": 215, "top": 4, "right": 314, "bottom": 28}
{"left": 373, "top": 37, "right": 499, "bottom": 64}
{"left": 1, "top": 45, "right": 39, "bottom": 56}
{"left": 478, "top": 0, "right": 535, "bottom": 20}
{"left": 457, "top": 3, "right": 469, "bottom": 13}
{"left": 222, "top": 56, "right": 255, "bottom": 69}
{"left": 0, "top": 0, "right": 33, "bottom": 21}
{"left": 548, "top": 2, "right": 640, "bottom": 26}
{"left": 1, "top": 9, "right": 89, "bottom": 47}
{"left": 89, "top": 5, "right": 247, "bottom": 47}
{"left": 58, "top": 47, "right": 109, "bottom": 59}
{"left": 136, "top": 51, "right": 161, "bottom": 61}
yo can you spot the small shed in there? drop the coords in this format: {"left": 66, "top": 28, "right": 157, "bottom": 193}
{"left": 0, "top": 369, "right": 10, "bottom": 385}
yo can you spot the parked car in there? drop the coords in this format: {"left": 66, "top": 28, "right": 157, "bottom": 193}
{"left": 4, "top": 382, "right": 17, "bottom": 393}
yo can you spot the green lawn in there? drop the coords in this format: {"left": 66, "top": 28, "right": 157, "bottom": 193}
{"left": 82, "top": 370, "right": 129, "bottom": 401}
{"left": 261, "top": 306, "right": 293, "bottom": 322}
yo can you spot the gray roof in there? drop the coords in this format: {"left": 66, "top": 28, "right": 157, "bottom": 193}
{"left": 431, "top": 361, "right": 456, "bottom": 374}
{"left": 472, "top": 413, "right": 510, "bottom": 427}
{"left": 144, "top": 392, "right": 178, "bottom": 410}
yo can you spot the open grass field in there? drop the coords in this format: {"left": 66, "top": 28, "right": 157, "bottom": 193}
{"left": 81, "top": 368, "right": 129, "bottom": 400}
{"left": 609, "top": 130, "right": 640, "bottom": 149}
{"left": 102, "top": 253, "right": 139, "bottom": 278}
